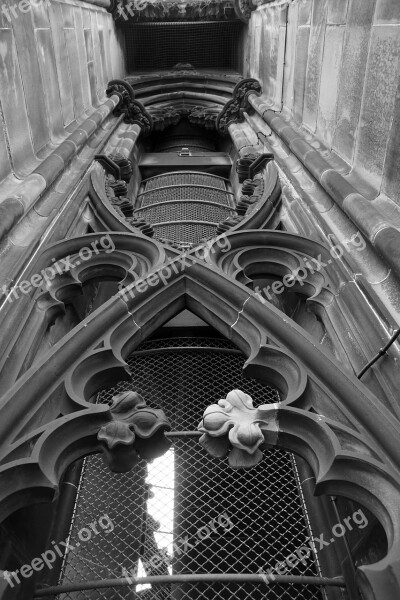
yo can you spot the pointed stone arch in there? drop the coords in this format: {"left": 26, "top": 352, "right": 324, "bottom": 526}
{"left": 0, "top": 259, "right": 399, "bottom": 599}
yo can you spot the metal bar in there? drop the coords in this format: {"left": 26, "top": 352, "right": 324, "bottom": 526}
{"left": 165, "top": 431, "right": 202, "bottom": 438}
{"left": 127, "top": 347, "right": 243, "bottom": 357}
{"left": 138, "top": 185, "right": 234, "bottom": 197}
{"left": 141, "top": 171, "right": 230, "bottom": 183}
{"left": 330, "top": 497, "right": 356, "bottom": 576}
{"left": 152, "top": 220, "right": 219, "bottom": 227}
{"left": 34, "top": 574, "right": 347, "bottom": 596}
{"left": 357, "top": 327, "right": 400, "bottom": 379}
{"left": 135, "top": 200, "right": 233, "bottom": 212}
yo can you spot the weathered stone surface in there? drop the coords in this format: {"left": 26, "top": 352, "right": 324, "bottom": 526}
{"left": 327, "top": 0, "right": 349, "bottom": 24}
{"left": 298, "top": 0, "right": 312, "bottom": 25}
{"left": 282, "top": 1, "right": 299, "bottom": 112}
{"left": 0, "top": 30, "right": 37, "bottom": 177}
{"left": 36, "top": 29, "right": 65, "bottom": 142}
{"left": 332, "top": 0, "right": 376, "bottom": 162}
{"left": 375, "top": 0, "right": 400, "bottom": 24}
{"left": 0, "top": 0, "right": 124, "bottom": 188}
{"left": 11, "top": 11, "right": 49, "bottom": 155}
{"left": 316, "top": 25, "right": 345, "bottom": 146}
{"left": 303, "top": 0, "right": 328, "bottom": 131}
{"left": 382, "top": 77, "right": 400, "bottom": 200}
{"left": 259, "top": 7, "right": 286, "bottom": 108}
{"left": 354, "top": 25, "right": 400, "bottom": 189}
{"left": 292, "top": 26, "right": 310, "bottom": 123}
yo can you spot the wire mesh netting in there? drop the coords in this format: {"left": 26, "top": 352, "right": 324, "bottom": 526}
{"left": 57, "top": 337, "right": 325, "bottom": 600}
{"left": 124, "top": 22, "right": 243, "bottom": 71}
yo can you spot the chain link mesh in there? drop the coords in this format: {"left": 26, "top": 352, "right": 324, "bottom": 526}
{"left": 57, "top": 337, "right": 325, "bottom": 600}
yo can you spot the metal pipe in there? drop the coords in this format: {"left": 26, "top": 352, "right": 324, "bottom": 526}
{"left": 34, "top": 573, "right": 346, "bottom": 596}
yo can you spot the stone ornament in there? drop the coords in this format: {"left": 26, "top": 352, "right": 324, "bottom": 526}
{"left": 216, "top": 78, "right": 262, "bottom": 135}
{"left": 149, "top": 105, "right": 219, "bottom": 131}
{"left": 111, "top": 0, "right": 237, "bottom": 22}
{"left": 98, "top": 391, "right": 171, "bottom": 472}
{"left": 198, "top": 389, "right": 279, "bottom": 469}
{"left": 107, "top": 79, "right": 153, "bottom": 135}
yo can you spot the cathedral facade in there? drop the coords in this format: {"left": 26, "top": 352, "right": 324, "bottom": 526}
{"left": 0, "top": 1, "right": 399, "bottom": 599}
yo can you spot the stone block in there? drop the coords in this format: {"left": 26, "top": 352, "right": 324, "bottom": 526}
{"left": 11, "top": 10, "right": 49, "bottom": 155}
{"left": 298, "top": 0, "right": 312, "bottom": 26}
{"left": 332, "top": 0, "right": 376, "bottom": 163}
{"left": 303, "top": 0, "right": 328, "bottom": 132}
{"left": 35, "top": 29, "right": 65, "bottom": 142}
{"left": 293, "top": 26, "right": 310, "bottom": 123}
{"left": 375, "top": 0, "right": 400, "bottom": 24}
{"left": 73, "top": 6, "right": 92, "bottom": 113}
{"left": 354, "top": 24, "right": 400, "bottom": 189}
{"left": 382, "top": 77, "right": 400, "bottom": 199}
{"left": 317, "top": 25, "right": 345, "bottom": 147}
{"left": 48, "top": 2, "right": 75, "bottom": 127}
{"left": 0, "top": 30, "right": 37, "bottom": 177}
{"left": 327, "top": 0, "right": 349, "bottom": 24}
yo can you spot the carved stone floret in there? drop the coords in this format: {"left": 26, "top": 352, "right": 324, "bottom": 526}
{"left": 198, "top": 389, "right": 279, "bottom": 469}
{"left": 98, "top": 391, "right": 171, "bottom": 472}
{"left": 216, "top": 79, "right": 261, "bottom": 135}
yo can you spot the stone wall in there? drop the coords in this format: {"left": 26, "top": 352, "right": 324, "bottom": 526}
{"left": 0, "top": 0, "right": 125, "bottom": 184}
{"left": 245, "top": 0, "right": 400, "bottom": 200}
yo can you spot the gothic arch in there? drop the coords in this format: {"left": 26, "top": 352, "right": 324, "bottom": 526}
{"left": 0, "top": 254, "right": 399, "bottom": 599}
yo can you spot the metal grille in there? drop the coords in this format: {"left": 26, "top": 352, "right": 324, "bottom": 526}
{"left": 144, "top": 173, "right": 228, "bottom": 191}
{"left": 137, "top": 202, "right": 234, "bottom": 223}
{"left": 124, "top": 22, "right": 243, "bottom": 71}
{"left": 57, "top": 337, "right": 324, "bottom": 600}
{"left": 138, "top": 172, "right": 233, "bottom": 244}
{"left": 152, "top": 223, "right": 217, "bottom": 243}
{"left": 139, "top": 188, "right": 232, "bottom": 206}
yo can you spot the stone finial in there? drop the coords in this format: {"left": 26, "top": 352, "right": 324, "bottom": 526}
{"left": 198, "top": 389, "right": 279, "bottom": 469}
{"left": 216, "top": 79, "right": 261, "bottom": 135}
{"left": 98, "top": 391, "right": 171, "bottom": 472}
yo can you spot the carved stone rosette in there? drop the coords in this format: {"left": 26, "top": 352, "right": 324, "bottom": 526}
{"left": 198, "top": 389, "right": 278, "bottom": 468}
{"left": 98, "top": 391, "right": 171, "bottom": 472}
{"left": 216, "top": 78, "right": 261, "bottom": 135}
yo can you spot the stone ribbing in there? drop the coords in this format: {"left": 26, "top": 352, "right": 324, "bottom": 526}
{"left": 0, "top": 95, "right": 121, "bottom": 243}
{"left": 248, "top": 94, "right": 400, "bottom": 281}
